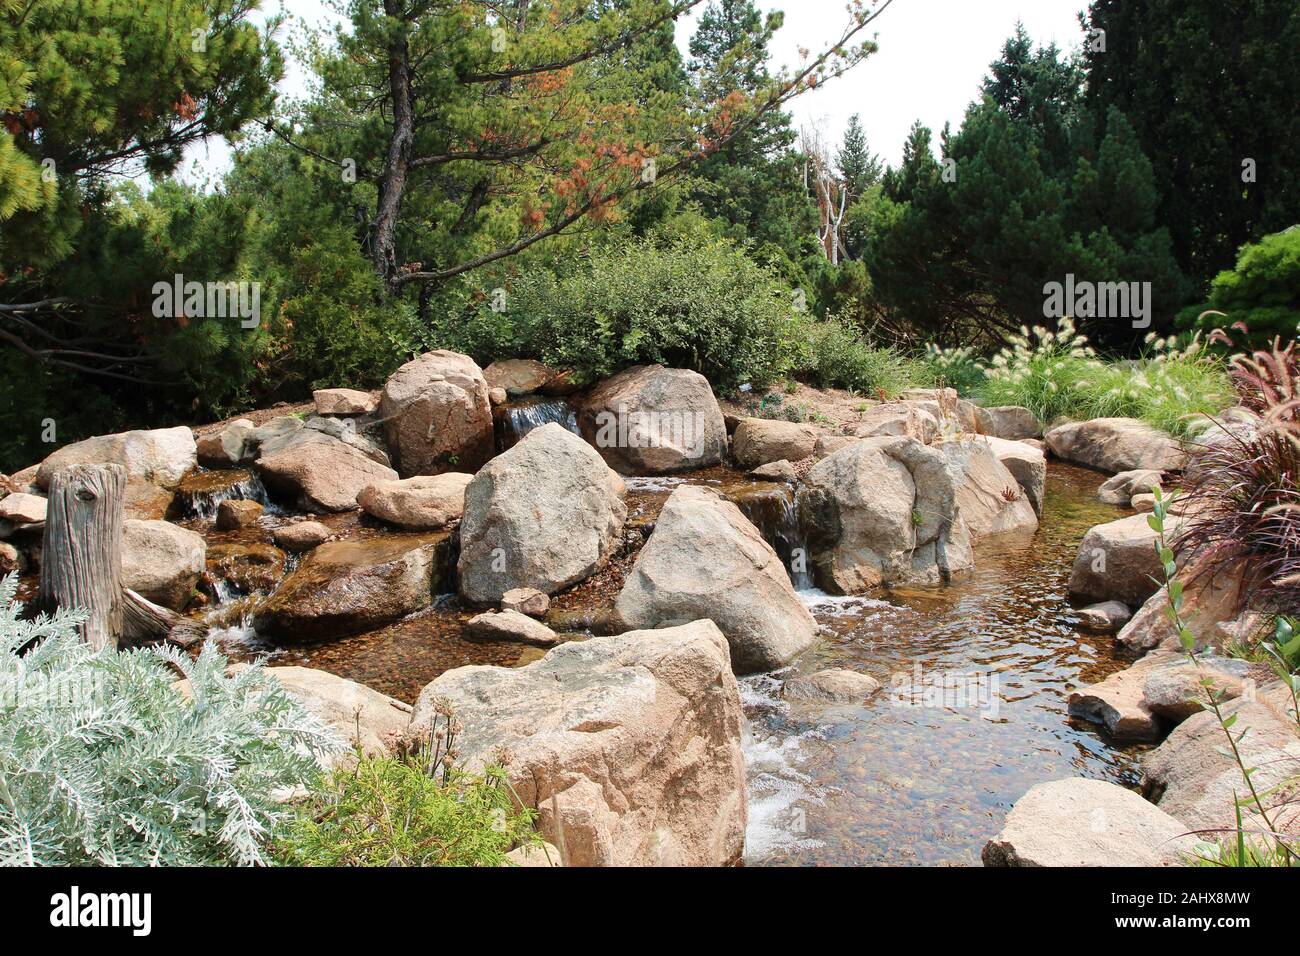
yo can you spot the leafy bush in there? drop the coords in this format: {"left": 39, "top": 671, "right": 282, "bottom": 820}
{"left": 1179, "top": 228, "right": 1300, "bottom": 343}
{"left": 275, "top": 708, "right": 541, "bottom": 867}
{"left": 0, "top": 576, "right": 339, "bottom": 866}
{"left": 796, "top": 314, "right": 934, "bottom": 397}
{"left": 977, "top": 318, "right": 1232, "bottom": 436}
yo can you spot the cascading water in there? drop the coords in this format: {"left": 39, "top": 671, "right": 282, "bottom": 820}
{"left": 494, "top": 397, "right": 580, "bottom": 451}
{"left": 727, "top": 482, "right": 815, "bottom": 591}
{"left": 174, "top": 468, "right": 279, "bottom": 519}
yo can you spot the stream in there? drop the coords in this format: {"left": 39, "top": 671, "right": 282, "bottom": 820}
{"left": 192, "top": 454, "right": 1145, "bottom": 866}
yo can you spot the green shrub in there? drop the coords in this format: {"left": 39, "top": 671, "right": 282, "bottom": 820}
{"left": 921, "top": 343, "right": 988, "bottom": 395}
{"left": 1179, "top": 227, "right": 1300, "bottom": 343}
{"left": 0, "top": 575, "right": 339, "bottom": 866}
{"left": 796, "top": 314, "right": 934, "bottom": 397}
{"left": 275, "top": 729, "right": 541, "bottom": 867}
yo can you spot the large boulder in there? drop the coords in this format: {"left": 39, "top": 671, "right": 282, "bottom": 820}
{"left": 252, "top": 533, "right": 452, "bottom": 640}
{"left": 1067, "top": 513, "right": 1163, "bottom": 606}
{"left": 1045, "top": 418, "right": 1187, "bottom": 473}
{"left": 802, "top": 436, "right": 973, "bottom": 592}
{"left": 1142, "top": 680, "right": 1300, "bottom": 841}
{"left": 407, "top": 620, "right": 747, "bottom": 866}
{"left": 265, "top": 666, "right": 410, "bottom": 763}
{"left": 357, "top": 472, "right": 472, "bottom": 530}
{"left": 121, "top": 519, "right": 206, "bottom": 611}
{"left": 979, "top": 435, "right": 1047, "bottom": 516}
{"left": 579, "top": 365, "right": 727, "bottom": 474}
{"left": 381, "top": 350, "right": 494, "bottom": 477}
{"left": 615, "top": 485, "right": 817, "bottom": 674}
{"left": 255, "top": 430, "right": 398, "bottom": 513}
{"left": 36, "top": 426, "right": 196, "bottom": 489}
{"left": 982, "top": 778, "right": 1199, "bottom": 867}
{"left": 731, "top": 418, "right": 819, "bottom": 468}
{"left": 943, "top": 439, "right": 1039, "bottom": 539}
{"left": 458, "top": 423, "right": 626, "bottom": 604}
{"left": 483, "top": 358, "right": 559, "bottom": 397}
{"left": 974, "top": 405, "right": 1041, "bottom": 440}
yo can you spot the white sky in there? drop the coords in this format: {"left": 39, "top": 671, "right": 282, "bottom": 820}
{"left": 180, "top": 0, "right": 1087, "bottom": 182}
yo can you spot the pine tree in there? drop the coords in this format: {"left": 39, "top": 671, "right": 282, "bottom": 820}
{"left": 836, "top": 114, "right": 883, "bottom": 201}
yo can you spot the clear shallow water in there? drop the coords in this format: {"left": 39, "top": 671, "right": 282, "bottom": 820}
{"left": 742, "top": 463, "right": 1148, "bottom": 865}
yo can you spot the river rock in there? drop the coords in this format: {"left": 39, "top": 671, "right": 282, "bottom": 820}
{"left": 1098, "top": 469, "right": 1164, "bottom": 505}
{"left": 615, "top": 485, "right": 817, "bottom": 674}
{"left": 272, "top": 520, "right": 333, "bottom": 553}
{"left": 813, "top": 434, "right": 856, "bottom": 459}
{"left": 313, "top": 388, "right": 378, "bottom": 416}
{"left": 944, "top": 439, "right": 1039, "bottom": 539}
{"left": 501, "top": 587, "right": 549, "bottom": 617}
{"left": 1045, "top": 418, "right": 1187, "bottom": 473}
{"left": 381, "top": 350, "right": 494, "bottom": 476}
{"left": 483, "top": 359, "right": 559, "bottom": 397}
{"left": 1074, "top": 600, "right": 1132, "bottom": 633}
{"left": 255, "top": 430, "right": 397, "bottom": 513}
{"left": 197, "top": 418, "right": 255, "bottom": 466}
{"left": 408, "top": 620, "right": 747, "bottom": 866}
{"left": 253, "top": 533, "right": 452, "bottom": 641}
{"left": 1130, "top": 493, "right": 1157, "bottom": 512}
{"left": 265, "top": 665, "right": 410, "bottom": 763}
{"left": 732, "top": 418, "right": 819, "bottom": 468}
{"left": 357, "top": 472, "right": 472, "bottom": 530}
{"left": 784, "top": 669, "right": 882, "bottom": 703}
{"left": 466, "top": 609, "right": 560, "bottom": 647}
{"left": 803, "top": 435, "right": 973, "bottom": 592}
{"left": 1068, "top": 650, "right": 1181, "bottom": 742}
{"left": 848, "top": 403, "right": 938, "bottom": 443}
{"left": 0, "top": 542, "right": 22, "bottom": 574}
{"left": 749, "top": 459, "right": 798, "bottom": 483}
{"left": 36, "top": 426, "right": 196, "bottom": 490}
{"left": 458, "top": 423, "right": 626, "bottom": 604}
{"left": 579, "top": 365, "right": 727, "bottom": 474}
{"left": 302, "top": 415, "right": 391, "bottom": 466}
{"left": 974, "top": 405, "right": 1041, "bottom": 440}
{"left": 982, "top": 778, "right": 1199, "bottom": 866}
{"left": 1067, "top": 513, "right": 1162, "bottom": 606}
{"left": 1116, "top": 556, "right": 1245, "bottom": 653}
{"left": 1141, "top": 655, "right": 1251, "bottom": 723}
{"left": 979, "top": 435, "right": 1046, "bottom": 516}
{"left": 1142, "top": 680, "right": 1300, "bottom": 841}
{"left": 488, "top": 386, "right": 508, "bottom": 406}
{"left": 121, "top": 519, "right": 206, "bottom": 611}
{"left": 245, "top": 416, "right": 303, "bottom": 457}
{"left": 215, "top": 498, "right": 263, "bottom": 530}
{"left": 0, "top": 492, "right": 46, "bottom": 525}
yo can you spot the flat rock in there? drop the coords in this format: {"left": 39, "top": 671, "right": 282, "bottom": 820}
{"left": 982, "top": 777, "right": 1199, "bottom": 866}
{"left": 357, "top": 472, "right": 472, "bottom": 530}
{"left": 483, "top": 358, "right": 559, "bottom": 397}
{"left": 408, "top": 620, "right": 747, "bottom": 866}
{"left": 265, "top": 665, "right": 410, "bottom": 765}
{"left": 466, "top": 609, "right": 561, "bottom": 647}
{"left": 1068, "top": 651, "right": 1177, "bottom": 742}
{"left": 313, "top": 388, "right": 378, "bottom": 415}
{"left": 615, "top": 485, "right": 817, "bottom": 674}
{"left": 1045, "top": 418, "right": 1187, "bottom": 473}
{"left": 784, "top": 668, "right": 882, "bottom": 703}
{"left": 0, "top": 492, "right": 46, "bottom": 525}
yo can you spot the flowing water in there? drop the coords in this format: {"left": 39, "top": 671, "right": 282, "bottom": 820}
{"left": 493, "top": 397, "right": 580, "bottom": 451}
{"left": 189, "top": 455, "right": 1145, "bottom": 866}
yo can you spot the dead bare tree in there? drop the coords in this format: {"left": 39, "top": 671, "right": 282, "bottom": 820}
{"left": 802, "top": 126, "right": 848, "bottom": 265}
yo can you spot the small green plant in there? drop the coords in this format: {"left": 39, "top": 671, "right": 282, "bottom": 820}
{"left": 0, "top": 574, "right": 339, "bottom": 866}
{"left": 911, "top": 508, "right": 924, "bottom": 527}
{"left": 1148, "top": 493, "right": 1298, "bottom": 866}
{"left": 275, "top": 706, "right": 542, "bottom": 867}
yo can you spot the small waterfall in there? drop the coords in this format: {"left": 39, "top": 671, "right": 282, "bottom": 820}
{"left": 175, "top": 468, "right": 277, "bottom": 520}
{"left": 494, "top": 397, "right": 579, "bottom": 452}
{"left": 728, "top": 483, "right": 815, "bottom": 591}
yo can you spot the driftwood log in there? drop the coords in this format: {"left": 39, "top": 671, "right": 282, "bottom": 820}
{"left": 39, "top": 463, "right": 207, "bottom": 651}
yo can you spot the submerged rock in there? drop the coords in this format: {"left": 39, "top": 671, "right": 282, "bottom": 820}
{"left": 381, "top": 350, "right": 494, "bottom": 477}
{"left": 408, "top": 619, "right": 747, "bottom": 866}
{"left": 121, "top": 518, "right": 206, "bottom": 611}
{"left": 36, "top": 426, "right": 196, "bottom": 490}
{"left": 579, "top": 365, "right": 727, "bottom": 474}
{"left": 215, "top": 498, "right": 263, "bottom": 530}
{"left": 458, "top": 423, "right": 626, "bottom": 604}
{"left": 784, "top": 668, "right": 881, "bottom": 703}
{"left": 1045, "top": 418, "right": 1187, "bottom": 473}
{"left": 205, "top": 541, "right": 287, "bottom": 595}
{"left": 615, "top": 485, "right": 817, "bottom": 674}
{"left": 253, "top": 533, "right": 452, "bottom": 641}
{"left": 982, "top": 778, "right": 1198, "bottom": 866}
{"left": 802, "top": 435, "right": 973, "bottom": 592}
{"left": 1074, "top": 600, "right": 1132, "bottom": 633}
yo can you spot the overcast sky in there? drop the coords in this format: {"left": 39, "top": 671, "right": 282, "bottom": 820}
{"left": 180, "top": 0, "right": 1088, "bottom": 181}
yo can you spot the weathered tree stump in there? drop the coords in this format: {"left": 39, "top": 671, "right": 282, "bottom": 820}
{"left": 40, "top": 464, "right": 126, "bottom": 650}
{"left": 40, "top": 463, "right": 207, "bottom": 651}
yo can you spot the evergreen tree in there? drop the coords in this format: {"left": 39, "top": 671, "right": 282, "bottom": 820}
{"left": 836, "top": 114, "right": 883, "bottom": 201}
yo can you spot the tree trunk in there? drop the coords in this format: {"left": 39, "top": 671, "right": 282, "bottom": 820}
{"left": 40, "top": 463, "right": 126, "bottom": 651}
{"left": 372, "top": 0, "right": 415, "bottom": 287}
